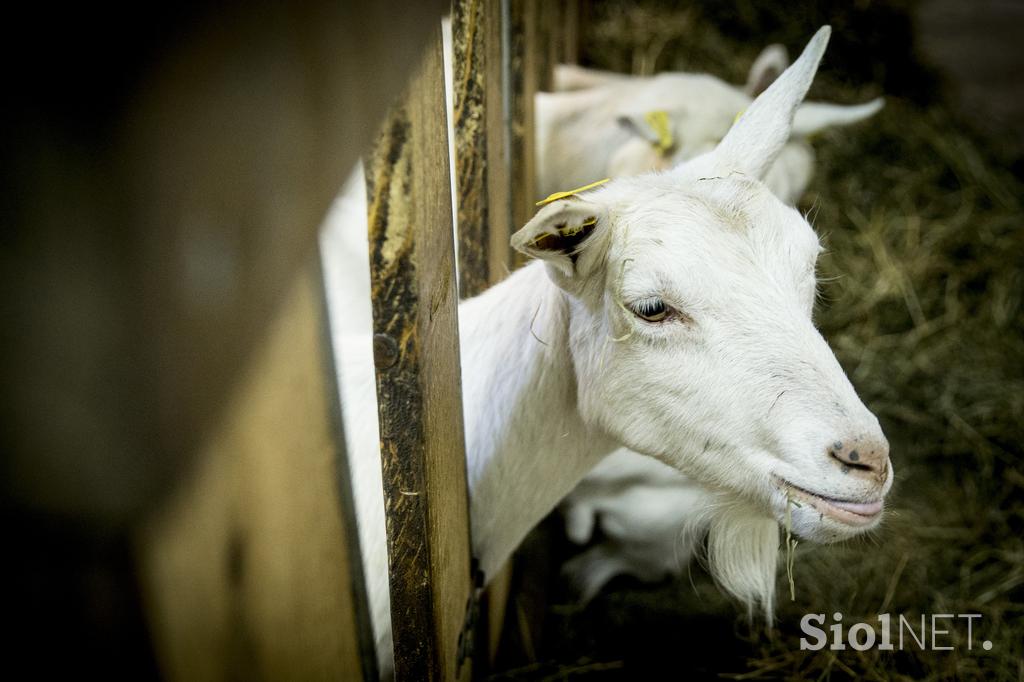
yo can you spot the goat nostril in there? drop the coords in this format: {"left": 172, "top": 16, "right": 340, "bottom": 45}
{"left": 829, "top": 445, "right": 876, "bottom": 474}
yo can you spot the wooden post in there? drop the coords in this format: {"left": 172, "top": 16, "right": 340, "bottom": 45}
{"left": 562, "top": 0, "right": 581, "bottom": 65}
{"left": 486, "top": 0, "right": 580, "bottom": 663}
{"left": 451, "top": 0, "right": 519, "bottom": 665}
{"left": 453, "top": 0, "right": 513, "bottom": 297}
{"left": 365, "top": 26, "right": 474, "bottom": 682}
{"left": 507, "top": 0, "right": 541, "bottom": 233}
{"left": 537, "top": 2, "right": 561, "bottom": 92}
{"left": 137, "top": 259, "right": 373, "bottom": 681}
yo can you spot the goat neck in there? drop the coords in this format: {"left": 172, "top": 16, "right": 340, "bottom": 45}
{"left": 458, "top": 261, "right": 616, "bottom": 579}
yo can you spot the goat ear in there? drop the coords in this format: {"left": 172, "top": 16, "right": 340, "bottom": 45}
{"left": 792, "top": 97, "right": 884, "bottom": 137}
{"left": 745, "top": 44, "right": 789, "bottom": 97}
{"left": 511, "top": 198, "right": 606, "bottom": 278}
{"left": 711, "top": 26, "right": 830, "bottom": 181}
{"left": 616, "top": 110, "right": 676, "bottom": 154}
{"left": 617, "top": 113, "right": 660, "bottom": 144}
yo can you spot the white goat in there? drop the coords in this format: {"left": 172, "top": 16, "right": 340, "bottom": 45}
{"left": 552, "top": 44, "right": 790, "bottom": 95}
{"left": 549, "top": 49, "right": 885, "bottom": 602}
{"left": 325, "top": 27, "right": 893, "bottom": 675}
{"left": 560, "top": 449, "right": 711, "bottom": 602}
{"left": 536, "top": 47, "right": 883, "bottom": 205}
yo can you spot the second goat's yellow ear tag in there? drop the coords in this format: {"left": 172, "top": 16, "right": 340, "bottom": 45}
{"left": 536, "top": 178, "right": 611, "bottom": 206}
{"left": 644, "top": 110, "right": 674, "bottom": 155}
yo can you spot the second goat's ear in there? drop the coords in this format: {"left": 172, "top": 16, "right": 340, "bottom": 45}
{"left": 617, "top": 110, "right": 677, "bottom": 155}
{"left": 511, "top": 198, "right": 607, "bottom": 278}
{"left": 746, "top": 44, "right": 789, "bottom": 97}
{"left": 792, "top": 98, "right": 884, "bottom": 137}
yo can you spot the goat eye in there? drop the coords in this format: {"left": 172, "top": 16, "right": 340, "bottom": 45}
{"left": 630, "top": 297, "right": 670, "bottom": 322}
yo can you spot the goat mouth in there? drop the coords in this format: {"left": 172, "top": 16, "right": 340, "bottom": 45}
{"left": 773, "top": 476, "right": 883, "bottom": 527}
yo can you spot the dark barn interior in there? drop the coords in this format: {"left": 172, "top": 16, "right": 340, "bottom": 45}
{"left": 2, "top": 1, "right": 1021, "bottom": 680}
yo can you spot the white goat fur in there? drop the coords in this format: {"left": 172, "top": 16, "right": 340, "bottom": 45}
{"left": 562, "top": 450, "right": 782, "bottom": 613}
{"left": 322, "top": 27, "right": 893, "bottom": 675}
{"left": 537, "top": 48, "right": 882, "bottom": 205}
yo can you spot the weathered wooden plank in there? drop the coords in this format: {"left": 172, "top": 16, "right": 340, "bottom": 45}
{"left": 453, "top": 0, "right": 513, "bottom": 297}
{"left": 137, "top": 258, "right": 373, "bottom": 681}
{"left": 365, "top": 26, "right": 474, "bottom": 682}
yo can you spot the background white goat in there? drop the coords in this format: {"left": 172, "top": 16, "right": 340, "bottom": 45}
{"left": 560, "top": 450, "right": 711, "bottom": 602}
{"left": 323, "top": 28, "right": 893, "bottom": 674}
{"left": 536, "top": 47, "right": 882, "bottom": 205}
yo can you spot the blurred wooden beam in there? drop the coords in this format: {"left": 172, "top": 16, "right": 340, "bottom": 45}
{"left": 137, "top": 259, "right": 374, "bottom": 681}
{"left": 1, "top": 0, "right": 445, "bottom": 526}
{"left": 3, "top": 2, "right": 451, "bottom": 679}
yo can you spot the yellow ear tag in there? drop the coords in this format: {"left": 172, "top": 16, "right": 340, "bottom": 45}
{"left": 732, "top": 107, "right": 747, "bottom": 126}
{"left": 528, "top": 216, "right": 599, "bottom": 248}
{"left": 644, "top": 110, "right": 674, "bottom": 155}
{"left": 535, "top": 178, "right": 610, "bottom": 206}
{"left": 560, "top": 216, "right": 598, "bottom": 236}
